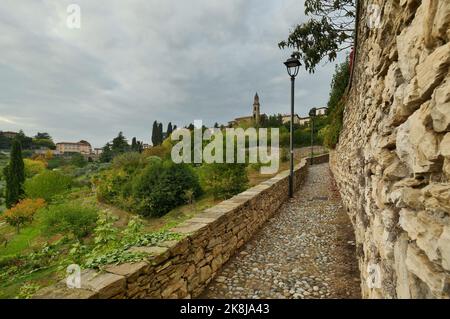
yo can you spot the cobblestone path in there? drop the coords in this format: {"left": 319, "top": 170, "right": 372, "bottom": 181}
{"left": 202, "top": 163, "right": 361, "bottom": 299}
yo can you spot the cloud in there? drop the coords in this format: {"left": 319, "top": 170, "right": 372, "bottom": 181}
{"left": 0, "top": 0, "right": 347, "bottom": 147}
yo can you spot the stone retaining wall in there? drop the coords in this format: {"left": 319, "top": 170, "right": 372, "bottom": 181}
{"left": 36, "top": 155, "right": 329, "bottom": 299}
{"left": 330, "top": 0, "right": 450, "bottom": 298}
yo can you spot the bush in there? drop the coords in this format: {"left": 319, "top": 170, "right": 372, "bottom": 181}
{"left": 69, "top": 153, "right": 87, "bottom": 168}
{"left": 24, "top": 159, "right": 47, "bottom": 178}
{"left": 24, "top": 171, "right": 72, "bottom": 202}
{"left": 112, "top": 152, "right": 145, "bottom": 173}
{"left": 132, "top": 161, "right": 202, "bottom": 217}
{"left": 41, "top": 203, "right": 98, "bottom": 239}
{"left": 322, "top": 58, "right": 350, "bottom": 149}
{"left": 47, "top": 157, "right": 67, "bottom": 169}
{"left": 2, "top": 198, "right": 46, "bottom": 233}
{"left": 143, "top": 145, "right": 171, "bottom": 159}
{"left": 199, "top": 163, "right": 248, "bottom": 200}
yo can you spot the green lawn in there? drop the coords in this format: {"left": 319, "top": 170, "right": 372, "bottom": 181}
{"left": 0, "top": 222, "right": 42, "bottom": 259}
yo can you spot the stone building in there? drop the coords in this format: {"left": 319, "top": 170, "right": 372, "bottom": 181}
{"left": 0, "top": 131, "right": 18, "bottom": 139}
{"left": 315, "top": 107, "right": 328, "bottom": 116}
{"left": 56, "top": 140, "right": 92, "bottom": 155}
{"left": 228, "top": 93, "right": 265, "bottom": 127}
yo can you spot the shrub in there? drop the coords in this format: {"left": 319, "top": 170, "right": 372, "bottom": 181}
{"left": 112, "top": 152, "right": 145, "bottom": 173}
{"left": 143, "top": 145, "right": 171, "bottom": 159}
{"left": 24, "top": 170, "right": 72, "bottom": 202}
{"left": 47, "top": 157, "right": 67, "bottom": 169}
{"left": 41, "top": 203, "right": 98, "bottom": 239}
{"left": 132, "top": 161, "right": 202, "bottom": 217}
{"left": 70, "top": 153, "right": 87, "bottom": 168}
{"left": 96, "top": 169, "right": 132, "bottom": 204}
{"left": 24, "top": 159, "right": 47, "bottom": 178}
{"left": 2, "top": 198, "right": 46, "bottom": 233}
{"left": 199, "top": 163, "right": 248, "bottom": 200}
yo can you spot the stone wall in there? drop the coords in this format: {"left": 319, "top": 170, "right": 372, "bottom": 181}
{"left": 36, "top": 156, "right": 329, "bottom": 299}
{"left": 330, "top": 0, "right": 450, "bottom": 298}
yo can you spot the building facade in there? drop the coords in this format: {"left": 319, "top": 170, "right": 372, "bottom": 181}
{"left": 56, "top": 140, "right": 92, "bottom": 155}
{"left": 315, "top": 107, "right": 328, "bottom": 116}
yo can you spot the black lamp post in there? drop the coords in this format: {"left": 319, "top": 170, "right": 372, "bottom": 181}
{"left": 309, "top": 108, "right": 317, "bottom": 165}
{"left": 284, "top": 53, "right": 301, "bottom": 198}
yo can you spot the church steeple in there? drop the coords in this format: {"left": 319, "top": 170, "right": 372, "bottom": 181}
{"left": 253, "top": 92, "right": 260, "bottom": 124}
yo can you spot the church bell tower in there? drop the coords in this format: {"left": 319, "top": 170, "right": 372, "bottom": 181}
{"left": 253, "top": 92, "right": 260, "bottom": 124}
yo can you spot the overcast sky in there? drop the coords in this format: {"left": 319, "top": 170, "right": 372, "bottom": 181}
{"left": 0, "top": 0, "right": 346, "bottom": 148}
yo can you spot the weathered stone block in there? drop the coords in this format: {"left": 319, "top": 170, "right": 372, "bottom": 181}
{"left": 406, "top": 245, "right": 450, "bottom": 298}
{"left": 80, "top": 270, "right": 126, "bottom": 299}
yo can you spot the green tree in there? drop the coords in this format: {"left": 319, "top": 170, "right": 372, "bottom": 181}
{"left": 151, "top": 121, "right": 158, "bottom": 146}
{"left": 5, "top": 139, "right": 25, "bottom": 208}
{"left": 131, "top": 137, "right": 138, "bottom": 152}
{"left": 158, "top": 122, "right": 163, "bottom": 145}
{"left": 15, "top": 130, "right": 33, "bottom": 149}
{"left": 70, "top": 153, "right": 87, "bottom": 168}
{"left": 0, "top": 134, "right": 11, "bottom": 149}
{"left": 111, "top": 132, "right": 129, "bottom": 155}
{"left": 24, "top": 170, "right": 72, "bottom": 202}
{"left": 132, "top": 160, "right": 202, "bottom": 217}
{"left": 279, "top": 0, "right": 355, "bottom": 73}
{"left": 32, "top": 133, "right": 55, "bottom": 150}
{"left": 100, "top": 143, "right": 113, "bottom": 163}
{"left": 34, "top": 132, "right": 51, "bottom": 140}
{"left": 167, "top": 122, "right": 173, "bottom": 136}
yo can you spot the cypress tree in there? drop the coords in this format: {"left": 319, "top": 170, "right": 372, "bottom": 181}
{"left": 158, "top": 122, "right": 163, "bottom": 145}
{"left": 5, "top": 139, "right": 25, "bottom": 208}
{"left": 167, "top": 122, "right": 173, "bottom": 137}
{"left": 131, "top": 137, "right": 137, "bottom": 151}
{"left": 151, "top": 121, "right": 158, "bottom": 146}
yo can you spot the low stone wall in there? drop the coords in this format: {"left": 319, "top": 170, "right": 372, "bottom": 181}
{"left": 330, "top": 0, "right": 450, "bottom": 298}
{"left": 307, "top": 153, "right": 330, "bottom": 165}
{"left": 36, "top": 156, "right": 329, "bottom": 299}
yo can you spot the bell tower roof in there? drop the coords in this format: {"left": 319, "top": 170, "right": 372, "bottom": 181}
{"left": 254, "top": 92, "right": 259, "bottom": 104}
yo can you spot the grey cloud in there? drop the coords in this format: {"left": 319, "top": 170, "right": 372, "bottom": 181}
{"left": 0, "top": 0, "right": 347, "bottom": 147}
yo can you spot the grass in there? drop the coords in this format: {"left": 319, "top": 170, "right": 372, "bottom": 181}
{"left": 0, "top": 265, "right": 59, "bottom": 299}
{"left": 101, "top": 195, "right": 220, "bottom": 232}
{"left": 0, "top": 223, "right": 42, "bottom": 259}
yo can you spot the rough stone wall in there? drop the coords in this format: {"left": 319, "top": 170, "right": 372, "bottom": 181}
{"left": 330, "top": 0, "right": 450, "bottom": 298}
{"left": 35, "top": 156, "right": 330, "bottom": 299}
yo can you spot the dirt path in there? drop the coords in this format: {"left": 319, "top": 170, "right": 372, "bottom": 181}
{"left": 202, "top": 163, "right": 361, "bottom": 299}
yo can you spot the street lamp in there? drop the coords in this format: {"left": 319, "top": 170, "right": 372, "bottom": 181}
{"left": 284, "top": 53, "right": 301, "bottom": 198}
{"left": 309, "top": 108, "right": 317, "bottom": 165}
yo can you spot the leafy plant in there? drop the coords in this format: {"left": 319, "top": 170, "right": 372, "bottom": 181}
{"left": 93, "top": 212, "right": 119, "bottom": 245}
{"left": 41, "top": 203, "right": 98, "bottom": 240}
{"left": 16, "top": 282, "right": 41, "bottom": 299}
{"left": 121, "top": 216, "right": 144, "bottom": 243}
